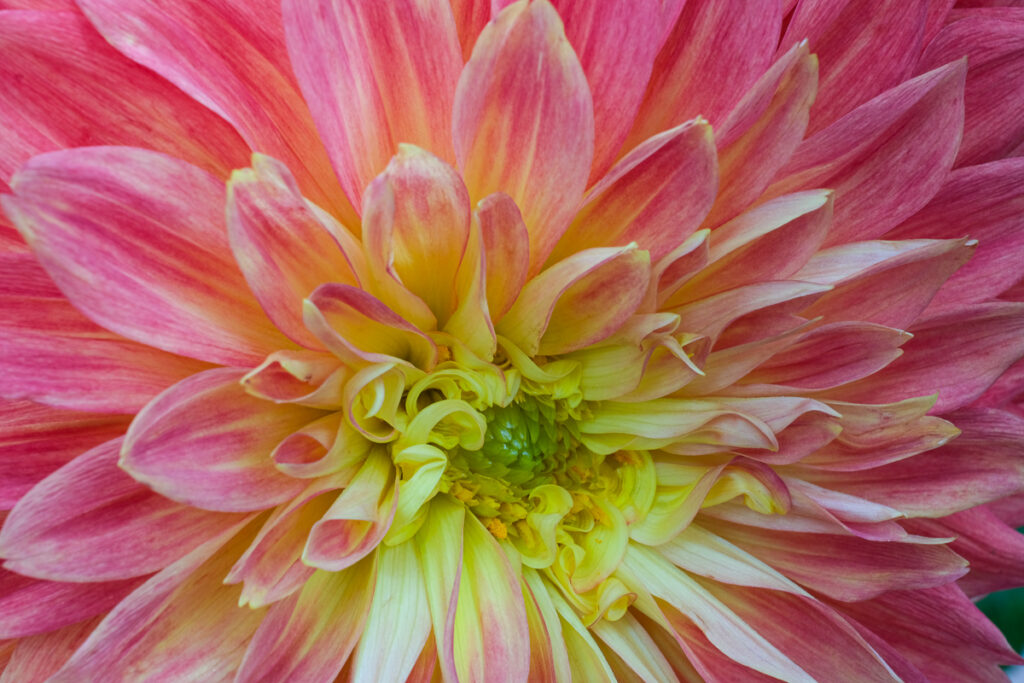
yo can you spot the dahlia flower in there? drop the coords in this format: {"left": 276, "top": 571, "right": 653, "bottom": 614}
{"left": 2, "top": 0, "right": 1024, "bottom": 680}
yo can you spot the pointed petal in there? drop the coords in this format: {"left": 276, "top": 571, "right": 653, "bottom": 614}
{"left": 0, "top": 569, "right": 140, "bottom": 639}
{"left": 361, "top": 146, "right": 472, "bottom": 322}
{"left": 767, "top": 61, "right": 966, "bottom": 245}
{"left": 0, "top": 401, "right": 128, "bottom": 508}
{"left": 627, "top": 0, "right": 783, "bottom": 145}
{"left": 236, "top": 559, "right": 377, "bottom": 683}
{"left": 552, "top": 119, "right": 717, "bottom": 263}
{"left": 0, "top": 438, "right": 242, "bottom": 581}
{"left": 919, "top": 12, "right": 1024, "bottom": 165}
{"left": 454, "top": 0, "right": 594, "bottom": 272}
{"left": 77, "top": 0, "right": 354, "bottom": 220}
{"left": 0, "top": 10, "right": 248, "bottom": 180}
{"left": 707, "top": 44, "right": 819, "bottom": 226}
{"left": 4, "top": 147, "right": 290, "bottom": 366}
{"left": 498, "top": 246, "right": 651, "bottom": 356}
{"left": 781, "top": 0, "right": 930, "bottom": 133}
{"left": 282, "top": 0, "right": 462, "bottom": 209}
{"left": 122, "top": 368, "right": 321, "bottom": 512}
{"left": 51, "top": 520, "right": 265, "bottom": 682}
{"left": 478, "top": 193, "right": 531, "bottom": 322}
{"left": 227, "top": 154, "right": 363, "bottom": 348}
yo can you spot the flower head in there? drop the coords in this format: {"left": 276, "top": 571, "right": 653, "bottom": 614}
{"left": 1, "top": 0, "right": 1024, "bottom": 681}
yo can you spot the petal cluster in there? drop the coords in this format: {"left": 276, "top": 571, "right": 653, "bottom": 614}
{"left": 1, "top": 1, "right": 1024, "bottom": 681}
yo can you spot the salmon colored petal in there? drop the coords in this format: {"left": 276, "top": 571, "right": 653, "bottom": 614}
{"left": 706, "top": 43, "right": 819, "bottom": 227}
{"left": 0, "top": 437, "right": 242, "bottom": 581}
{"left": 450, "top": 0, "right": 490, "bottom": 59}
{"left": 887, "top": 157, "right": 1024, "bottom": 315}
{"left": 282, "top": 0, "right": 462, "bottom": 209}
{"left": 227, "top": 154, "right": 364, "bottom": 348}
{"left": 830, "top": 303, "right": 1024, "bottom": 412}
{"left": 919, "top": 12, "right": 1024, "bottom": 165}
{"left": 77, "top": 0, "right": 355, "bottom": 222}
{"left": 226, "top": 484, "right": 341, "bottom": 608}
{"left": 781, "top": 0, "right": 929, "bottom": 133}
{"left": 3, "top": 147, "right": 291, "bottom": 366}
{"left": 796, "top": 238, "right": 975, "bottom": 329}
{"left": 908, "top": 506, "right": 1024, "bottom": 596}
{"left": 679, "top": 190, "right": 832, "bottom": 304}
{"left": 804, "top": 408, "right": 1024, "bottom": 517}
{"left": 705, "top": 519, "right": 967, "bottom": 601}
{"left": 349, "top": 541, "right": 432, "bottom": 683}
{"left": 122, "top": 368, "right": 322, "bottom": 512}
{"left": 0, "top": 10, "right": 249, "bottom": 180}
{"left": 235, "top": 559, "right": 377, "bottom": 683}
{"left": 361, "top": 146, "right": 472, "bottom": 322}
{"left": 551, "top": 119, "right": 717, "bottom": 264}
{"left": 0, "top": 617, "right": 99, "bottom": 683}
{"left": 0, "top": 401, "right": 128, "bottom": 508}
{"left": 498, "top": 246, "right": 651, "bottom": 356}
{"left": 50, "top": 520, "right": 264, "bottom": 682}
{"left": 546, "top": 0, "right": 670, "bottom": 180}
{"left": 241, "top": 350, "right": 349, "bottom": 411}
{"left": 478, "top": 192, "right": 530, "bottom": 322}
{"left": 623, "top": 544, "right": 813, "bottom": 682}
{"left": 303, "top": 448, "right": 396, "bottom": 571}
{"left": 835, "top": 584, "right": 1023, "bottom": 681}
{"left": 452, "top": 513, "right": 530, "bottom": 683}
{"left": 446, "top": 212, "right": 497, "bottom": 360}
{"left": 0, "top": 569, "right": 140, "bottom": 639}
{"left": 626, "top": 0, "right": 783, "bottom": 147}
{"left": 271, "top": 413, "right": 370, "bottom": 479}
{"left": 303, "top": 284, "right": 438, "bottom": 370}
{"left": 767, "top": 60, "right": 966, "bottom": 246}
{"left": 454, "top": 0, "right": 594, "bottom": 273}
{"left": 702, "top": 583, "right": 899, "bottom": 682}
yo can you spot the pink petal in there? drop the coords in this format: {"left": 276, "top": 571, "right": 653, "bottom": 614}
{"left": 77, "top": 0, "right": 355, "bottom": 221}
{"left": 451, "top": 514, "right": 530, "bottom": 683}
{"left": 705, "top": 519, "right": 967, "bottom": 601}
{"left": 626, "top": 0, "right": 783, "bottom": 146}
{"left": 478, "top": 193, "right": 530, "bottom": 322}
{"left": 0, "top": 437, "right": 243, "bottom": 581}
{"left": 835, "top": 584, "right": 1023, "bottom": 681}
{"left": 547, "top": 0, "right": 671, "bottom": 180}
{"left": 227, "top": 154, "right": 364, "bottom": 348}
{"left": 703, "top": 584, "right": 899, "bottom": 682}
{"left": 680, "top": 190, "right": 832, "bottom": 304}
{"left": 446, "top": 213, "right": 497, "bottom": 360}
{"left": 122, "top": 368, "right": 321, "bottom": 512}
{"left": 796, "top": 238, "right": 974, "bottom": 329}
{"left": 282, "top": 0, "right": 462, "bottom": 210}
{"left": 51, "top": 520, "right": 264, "bottom": 682}
{"left": 781, "top": 0, "right": 930, "bottom": 133}
{"left": 226, "top": 485, "right": 338, "bottom": 608}
{"left": 919, "top": 12, "right": 1024, "bottom": 165}
{"left": 361, "top": 146, "right": 472, "bottom": 322}
{"left": 0, "top": 617, "right": 100, "bottom": 683}
{"left": 241, "top": 350, "right": 349, "bottom": 410}
{"left": 303, "top": 449, "right": 396, "bottom": 572}
{"left": 830, "top": 303, "right": 1024, "bottom": 412}
{"left": 0, "top": 401, "right": 128, "bottom": 508}
{"left": 497, "top": 245, "right": 651, "bottom": 356}
{"left": 0, "top": 569, "right": 140, "bottom": 639}
{"left": 0, "top": 10, "right": 248, "bottom": 180}
{"left": 907, "top": 507, "right": 1024, "bottom": 596}
{"left": 450, "top": 0, "right": 490, "bottom": 59}
{"left": 551, "top": 119, "right": 717, "bottom": 264}
{"left": 887, "top": 157, "right": 1024, "bottom": 315}
{"left": 303, "top": 284, "right": 439, "bottom": 370}
{"left": 235, "top": 559, "right": 377, "bottom": 682}
{"left": 707, "top": 43, "right": 819, "bottom": 226}
{"left": 767, "top": 60, "right": 966, "bottom": 245}
{"left": 4, "top": 147, "right": 291, "bottom": 366}
{"left": 454, "top": 0, "right": 594, "bottom": 273}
